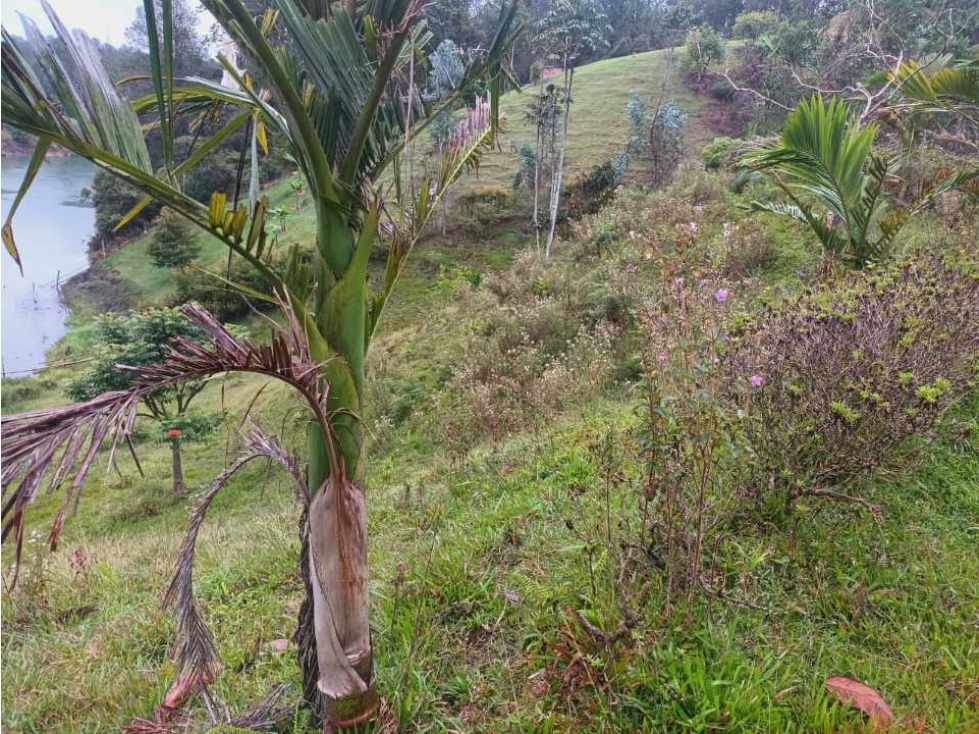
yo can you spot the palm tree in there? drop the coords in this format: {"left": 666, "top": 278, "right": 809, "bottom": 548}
{"left": 741, "top": 94, "right": 975, "bottom": 268}
{"left": 1, "top": 0, "right": 520, "bottom": 726}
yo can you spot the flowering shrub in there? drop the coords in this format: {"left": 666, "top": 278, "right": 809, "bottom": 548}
{"left": 636, "top": 274, "right": 749, "bottom": 607}
{"left": 440, "top": 294, "right": 619, "bottom": 446}
{"left": 727, "top": 254, "right": 979, "bottom": 512}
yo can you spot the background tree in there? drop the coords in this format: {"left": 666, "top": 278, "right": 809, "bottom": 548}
{"left": 67, "top": 309, "right": 212, "bottom": 495}
{"left": 533, "top": 0, "right": 610, "bottom": 259}
{"left": 148, "top": 211, "right": 201, "bottom": 268}
{"left": 125, "top": 0, "right": 212, "bottom": 77}
{"left": 685, "top": 24, "right": 726, "bottom": 75}
{"left": 520, "top": 83, "right": 560, "bottom": 251}
{"left": 0, "top": 0, "right": 521, "bottom": 725}
{"left": 88, "top": 171, "right": 160, "bottom": 254}
{"left": 621, "top": 94, "right": 687, "bottom": 188}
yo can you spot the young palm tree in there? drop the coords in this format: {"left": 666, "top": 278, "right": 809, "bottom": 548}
{"left": 1, "top": 0, "right": 520, "bottom": 726}
{"left": 741, "top": 94, "right": 976, "bottom": 268}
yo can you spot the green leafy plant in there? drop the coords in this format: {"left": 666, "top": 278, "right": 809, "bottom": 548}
{"left": 702, "top": 136, "right": 738, "bottom": 170}
{"left": 1, "top": 0, "right": 521, "bottom": 724}
{"left": 67, "top": 309, "right": 215, "bottom": 495}
{"left": 741, "top": 94, "right": 976, "bottom": 268}
{"left": 888, "top": 55, "right": 979, "bottom": 126}
{"left": 685, "top": 25, "right": 725, "bottom": 75}
{"left": 147, "top": 211, "right": 201, "bottom": 268}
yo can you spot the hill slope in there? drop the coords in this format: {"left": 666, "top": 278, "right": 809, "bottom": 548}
{"left": 5, "top": 45, "right": 979, "bottom": 734}
{"left": 479, "top": 47, "right": 710, "bottom": 187}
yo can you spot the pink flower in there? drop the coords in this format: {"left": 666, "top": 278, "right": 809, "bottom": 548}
{"left": 657, "top": 353, "right": 668, "bottom": 363}
{"left": 749, "top": 374, "right": 764, "bottom": 388}
{"left": 673, "top": 277, "right": 685, "bottom": 286}
{"left": 714, "top": 288, "right": 730, "bottom": 303}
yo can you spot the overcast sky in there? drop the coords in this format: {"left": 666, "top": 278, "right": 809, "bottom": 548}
{"left": 1, "top": 0, "right": 214, "bottom": 47}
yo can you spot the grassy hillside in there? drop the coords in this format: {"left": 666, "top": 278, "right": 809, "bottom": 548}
{"left": 65, "top": 46, "right": 708, "bottom": 319}
{"left": 3, "top": 47, "right": 978, "bottom": 734}
{"left": 478, "top": 47, "right": 710, "bottom": 188}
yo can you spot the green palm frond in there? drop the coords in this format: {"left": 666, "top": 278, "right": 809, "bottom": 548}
{"left": 746, "top": 200, "right": 847, "bottom": 257}
{"left": 742, "top": 95, "right": 901, "bottom": 268}
{"left": 889, "top": 55, "right": 979, "bottom": 123}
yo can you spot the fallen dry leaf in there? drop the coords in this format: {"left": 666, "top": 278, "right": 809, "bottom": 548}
{"left": 265, "top": 638, "right": 290, "bottom": 653}
{"left": 826, "top": 676, "right": 894, "bottom": 729}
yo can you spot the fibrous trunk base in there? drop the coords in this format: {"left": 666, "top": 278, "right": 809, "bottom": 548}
{"left": 295, "top": 480, "right": 375, "bottom": 730}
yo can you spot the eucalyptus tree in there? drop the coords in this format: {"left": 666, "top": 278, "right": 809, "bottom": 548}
{"left": 1, "top": 0, "right": 520, "bottom": 727}
{"left": 532, "top": 0, "right": 609, "bottom": 259}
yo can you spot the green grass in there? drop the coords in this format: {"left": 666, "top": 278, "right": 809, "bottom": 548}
{"left": 470, "top": 47, "right": 710, "bottom": 191}
{"left": 4, "top": 47, "right": 979, "bottom": 734}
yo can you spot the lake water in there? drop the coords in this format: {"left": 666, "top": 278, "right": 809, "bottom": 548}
{"left": 1, "top": 154, "right": 95, "bottom": 375}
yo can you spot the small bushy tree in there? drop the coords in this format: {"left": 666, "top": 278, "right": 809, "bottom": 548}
{"left": 686, "top": 25, "right": 725, "bottom": 74}
{"left": 147, "top": 211, "right": 200, "bottom": 268}
{"left": 621, "top": 95, "right": 687, "bottom": 188}
{"left": 67, "top": 309, "right": 211, "bottom": 495}
{"left": 732, "top": 10, "right": 781, "bottom": 42}
{"left": 89, "top": 170, "right": 159, "bottom": 249}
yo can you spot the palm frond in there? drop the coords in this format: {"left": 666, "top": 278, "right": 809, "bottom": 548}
{"left": 165, "top": 425, "right": 305, "bottom": 686}
{"left": 889, "top": 56, "right": 979, "bottom": 123}
{"left": 369, "top": 96, "right": 503, "bottom": 339}
{"left": 746, "top": 199, "right": 847, "bottom": 256}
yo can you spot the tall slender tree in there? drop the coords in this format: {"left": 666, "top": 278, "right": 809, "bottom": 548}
{"left": 1, "top": 0, "right": 520, "bottom": 727}
{"left": 532, "top": 0, "right": 608, "bottom": 260}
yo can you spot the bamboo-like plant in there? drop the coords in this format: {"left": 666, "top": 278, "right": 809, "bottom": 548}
{"left": 741, "top": 94, "right": 976, "bottom": 268}
{"left": 1, "top": 0, "right": 520, "bottom": 726}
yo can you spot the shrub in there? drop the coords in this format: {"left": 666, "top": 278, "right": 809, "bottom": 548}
{"left": 685, "top": 26, "right": 726, "bottom": 74}
{"left": 732, "top": 10, "right": 781, "bottom": 42}
{"left": 439, "top": 251, "right": 619, "bottom": 446}
{"left": 708, "top": 79, "right": 736, "bottom": 100}
{"left": 701, "top": 136, "right": 738, "bottom": 170}
{"left": 183, "top": 149, "right": 240, "bottom": 204}
{"left": 637, "top": 274, "right": 747, "bottom": 605}
{"left": 456, "top": 185, "right": 514, "bottom": 223}
{"left": 1, "top": 377, "right": 42, "bottom": 411}
{"left": 147, "top": 212, "right": 200, "bottom": 268}
{"left": 563, "top": 161, "right": 619, "bottom": 219}
{"left": 173, "top": 261, "right": 274, "bottom": 321}
{"left": 721, "top": 221, "right": 780, "bottom": 278}
{"left": 727, "top": 255, "right": 979, "bottom": 513}
{"left": 89, "top": 170, "right": 159, "bottom": 251}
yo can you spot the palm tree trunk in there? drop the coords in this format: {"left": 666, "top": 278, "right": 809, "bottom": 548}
{"left": 297, "top": 215, "right": 378, "bottom": 730}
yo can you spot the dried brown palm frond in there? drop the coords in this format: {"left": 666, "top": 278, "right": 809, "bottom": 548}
{"left": 123, "top": 684, "right": 294, "bottom": 733}
{"left": 1, "top": 295, "right": 335, "bottom": 574}
{"left": 165, "top": 425, "right": 306, "bottom": 685}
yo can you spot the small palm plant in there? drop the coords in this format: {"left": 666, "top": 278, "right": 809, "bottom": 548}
{"left": 741, "top": 94, "right": 975, "bottom": 268}
{"left": 1, "top": 0, "right": 520, "bottom": 726}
